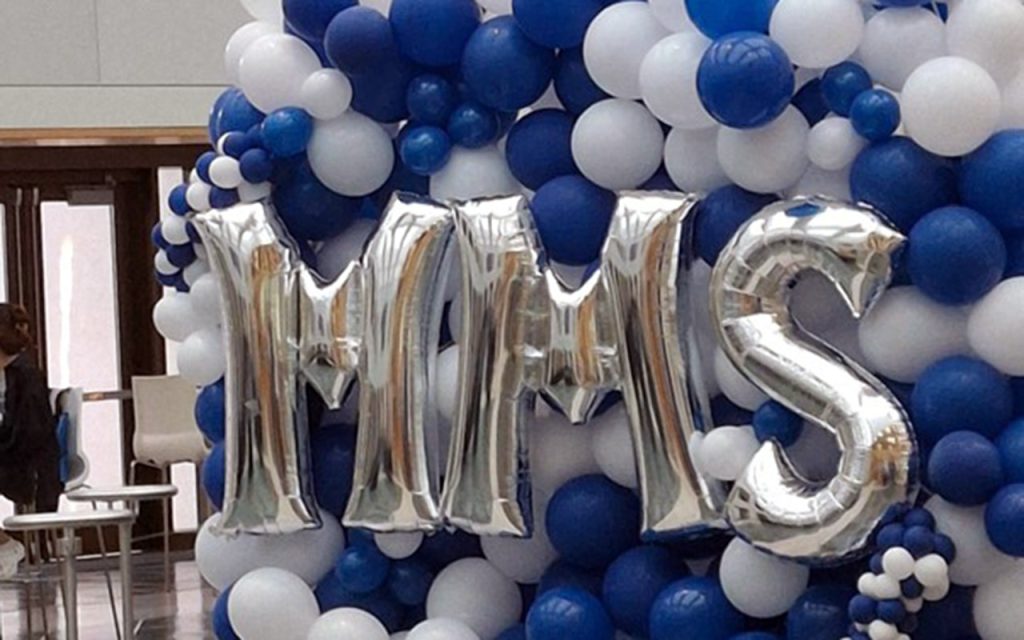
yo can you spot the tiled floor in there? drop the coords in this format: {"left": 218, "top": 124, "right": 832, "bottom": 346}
{"left": 0, "top": 553, "right": 215, "bottom": 639}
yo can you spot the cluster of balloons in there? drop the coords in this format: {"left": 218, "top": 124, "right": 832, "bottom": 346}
{"left": 150, "top": 0, "right": 1024, "bottom": 638}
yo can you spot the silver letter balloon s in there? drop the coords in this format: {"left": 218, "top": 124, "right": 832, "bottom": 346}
{"left": 710, "top": 197, "right": 918, "bottom": 563}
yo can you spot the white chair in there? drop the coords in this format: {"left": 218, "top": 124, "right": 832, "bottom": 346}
{"left": 51, "top": 387, "right": 88, "bottom": 492}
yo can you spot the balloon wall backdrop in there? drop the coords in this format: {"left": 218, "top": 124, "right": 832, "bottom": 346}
{"left": 151, "top": 0, "right": 1024, "bottom": 639}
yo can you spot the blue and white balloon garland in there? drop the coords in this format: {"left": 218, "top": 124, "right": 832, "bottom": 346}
{"left": 147, "top": 0, "right": 1024, "bottom": 638}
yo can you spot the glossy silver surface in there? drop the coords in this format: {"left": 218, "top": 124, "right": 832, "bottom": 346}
{"left": 710, "top": 197, "right": 917, "bottom": 563}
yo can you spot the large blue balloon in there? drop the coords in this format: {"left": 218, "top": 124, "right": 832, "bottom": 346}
{"left": 195, "top": 381, "right": 226, "bottom": 444}
{"left": 554, "top": 47, "right": 609, "bottom": 116}
{"left": 324, "top": 6, "right": 398, "bottom": 76}
{"left": 201, "top": 443, "right": 226, "bottom": 511}
{"left": 785, "top": 584, "right": 855, "bottom": 640}
{"left": 697, "top": 32, "right": 794, "bottom": 129}
{"left": 649, "top": 577, "right": 744, "bottom": 640}
{"left": 390, "top": 0, "right": 480, "bottom": 67}
{"left": 685, "top": 0, "right": 778, "bottom": 39}
{"left": 210, "top": 88, "right": 264, "bottom": 142}
{"left": 273, "top": 159, "right": 362, "bottom": 242}
{"left": 462, "top": 16, "right": 556, "bottom": 111}
{"left": 350, "top": 56, "right": 416, "bottom": 123}
{"left": 545, "top": 474, "right": 640, "bottom": 569}
{"left": 512, "top": 0, "right": 605, "bottom": 49}
{"left": 911, "top": 355, "right": 1013, "bottom": 448}
{"left": 526, "top": 587, "right": 615, "bottom": 640}
{"left": 284, "top": 0, "right": 358, "bottom": 40}
{"left": 311, "top": 427, "right": 356, "bottom": 517}
{"left": 505, "top": 109, "right": 577, "bottom": 190}
{"left": 602, "top": 546, "right": 684, "bottom": 637}
{"left": 530, "top": 175, "right": 616, "bottom": 266}
{"left": 960, "top": 130, "right": 1024, "bottom": 231}
{"left": 694, "top": 185, "right": 775, "bottom": 265}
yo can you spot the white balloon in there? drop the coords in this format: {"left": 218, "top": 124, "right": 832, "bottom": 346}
{"left": 719, "top": 538, "right": 810, "bottom": 618}
{"left": 308, "top": 112, "right": 395, "bottom": 196}
{"left": 225, "top": 21, "right": 282, "bottom": 85}
{"left": 375, "top": 532, "right": 424, "bottom": 560}
{"left": 785, "top": 421, "right": 840, "bottom": 483}
{"left": 177, "top": 328, "right": 226, "bottom": 386}
{"left": 698, "top": 426, "right": 760, "bottom": 483}
{"left": 183, "top": 259, "right": 210, "bottom": 287}
{"left": 162, "top": 214, "right": 191, "bottom": 245}
{"left": 714, "top": 348, "right": 768, "bottom": 411}
{"left": 583, "top": 2, "right": 670, "bottom": 98}
{"left": 238, "top": 180, "right": 273, "bottom": 203}
{"left": 238, "top": 34, "right": 322, "bottom": 113}
{"left": 153, "top": 293, "right": 199, "bottom": 342}
{"left": 530, "top": 413, "right": 601, "bottom": 494}
{"left": 209, "top": 156, "right": 243, "bottom": 190}
{"left": 789, "top": 165, "right": 852, "bottom": 202}
{"left": 968, "top": 277, "right": 1024, "bottom": 376}
{"left": 858, "top": 7, "right": 946, "bottom": 90}
{"left": 859, "top": 287, "right": 970, "bottom": 382}
{"left": 927, "top": 496, "right": 1013, "bottom": 586}
{"left": 447, "top": 292, "right": 462, "bottom": 342}
{"left": 689, "top": 259, "right": 721, "bottom": 399}
{"left": 572, "top": 99, "right": 664, "bottom": 190}
{"left": 228, "top": 568, "right": 319, "bottom": 640}
{"left": 973, "top": 564, "right": 1024, "bottom": 640}
{"left": 316, "top": 218, "right": 377, "bottom": 280}
{"left": 301, "top": 69, "right": 354, "bottom": 121}
{"left": 477, "top": 0, "right": 512, "bottom": 14}
{"left": 648, "top": 0, "right": 696, "bottom": 32}
{"left": 790, "top": 271, "right": 869, "bottom": 367}
{"left": 189, "top": 273, "right": 223, "bottom": 328}
{"left": 360, "top": 0, "right": 392, "bottom": 13}
{"left": 426, "top": 558, "right": 521, "bottom": 640}
{"left": 481, "top": 496, "right": 558, "bottom": 584}
{"left": 770, "top": 0, "right": 864, "bottom": 69}
{"left": 947, "top": 0, "right": 1024, "bottom": 85}
{"left": 430, "top": 146, "right": 520, "bottom": 201}
{"left": 717, "top": 107, "right": 810, "bottom": 194}
{"left": 663, "top": 126, "right": 729, "bottom": 192}
{"left": 591, "top": 405, "right": 638, "bottom": 489}
{"left": 407, "top": 619, "right": 480, "bottom": 640}
{"left": 154, "top": 250, "right": 178, "bottom": 277}
{"left": 240, "top": 0, "right": 284, "bottom": 23}
{"left": 186, "top": 181, "right": 212, "bottom": 212}
{"left": 307, "top": 609, "right": 390, "bottom": 640}
{"left": 902, "top": 56, "right": 1001, "bottom": 157}
{"left": 195, "top": 514, "right": 346, "bottom": 591}
{"left": 806, "top": 117, "right": 866, "bottom": 171}
{"left": 640, "top": 33, "right": 714, "bottom": 130}
{"left": 434, "top": 345, "right": 460, "bottom": 424}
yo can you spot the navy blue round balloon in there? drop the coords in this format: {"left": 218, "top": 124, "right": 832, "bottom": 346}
{"left": 697, "top": 32, "right": 794, "bottom": 129}
{"left": 913, "top": 584, "right": 977, "bottom": 638}
{"left": 820, "top": 62, "right": 873, "bottom": 117}
{"left": 752, "top": 400, "right": 803, "bottom": 447}
{"left": 210, "top": 89, "right": 264, "bottom": 141}
{"left": 791, "top": 78, "right": 829, "bottom": 127}
{"left": 239, "top": 148, "right": 274, "bottom": 184}
{"left": 195, "top": 380, "right": 226, "bottom": 444}
{"left": 168, "top": 184, "right": 191, "bottom": 216}
{"left": 986, "top": 484, "right": 1024, "bottom": 556}
{"left": 221, "top": 131, "right": 255, "bottom": 159}
{"left": 602, "top": 546, "right": 684, "bottom": 637}
{"left": 695, "top": 185, "right": 776, "bottom": 265}
{"left": 417, "top": 529, "right": 482, "bottom": 570}
{"left": 406, "top": 74, "right": 459, "bottom": 126}
{"left": 554, "top": 47, "right": 609, "bottom": 116}
{"left": 166, "top": 243, "right": 196, "bottom": 269}
{"left": 960, "top": 130, "right": 1024, "bottom": 231}
{"left": 399, "top": 125, "right": 452, "bottom": 175}
{"left": 212, "top": 586, "right": 239, "bottom": 640}
{"left": 311, "top": 427, "right": 355, "bottom": 517}
{"left": 390, "top": 0, "right": 480, "bottom": 67}
{"left": 911, "top": 355, "right": 1013, "bottom": 448}
{"left": 530, "top": 175, "right": 616, "bottom": 266}
{"left": 998, "top": 418, "right": 1024, "bottom": 484}
{"left": 649, "top": 576, "right": 745, "bottom": 640}
{"left": 324, "top": 6, "right": 398, "bottom": 76}
{"left": 335, "top": 544, "right": 392, "bottom": 594}
{"left": 196, "top": 151, "right": 217, "bottom": 184}
{"left": 526, "top": 587, "right": 615, "bottom": 640}
{"left": 387, "top": 559, "right": 433, "bottom": 606}
{"left": 283, "top": 0, "right": 358, "bottom": 40}
{"left": 314, "top": 573, "right": 405, "bottom": 631}
{"left": 447, "top": 101, "right": 500, "bottom": 148}
{"left": 261, "top": 108, "right": 314, "bottom": 158}
{"left": 202, "top": 443, "right": 226, "bottom": 511}
{"left": 208, "top": 186, "right": 239, "bottom": 210}
{"left": 538, "top": 559, "right": 604, "bottom": 598}
{"left": 506, "top": 109, "right": 577, "bottom": 190}
{"left": 928, "top": 431, "right": 1004, "bottom": 506}
{"left": 152, "top": 224, "right": 170, "bottom": 250}
{"left": 273, "top": 160, "right": 361, "bottom": 242}
{"left": 545, "top": 474, "right": 641, "bottom": 569}
{"left": 849, "top": 137, "right": 958, "bottom": 232}
{"left": 731, "top": 634, "right": 779, "bottom": 640}
{"left": 850, "top": 89, "right": 900, "bottom": 142}
{"left": 785, "top": 584, "right": 855, "bottom": 640}
{"left": 462, "top": 16, "right": 557, "bottom": 112}
{"left": 350, "top": 56, "right": 416, "bottom": 123}
{"left": 686, "top": 0, "right": 778, "bottom": 39}
{"left": 512, "top": 0, "right": 606, "bottom": 49}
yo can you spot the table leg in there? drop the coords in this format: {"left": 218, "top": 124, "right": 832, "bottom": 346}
{"left": 61, "top": 527, "right": 77, "bottom": 640}
{"left": 119, "top": 522, "right": 134, "bottom": 640}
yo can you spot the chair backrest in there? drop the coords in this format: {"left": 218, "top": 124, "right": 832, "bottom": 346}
{"left": 50, "top": 387, "right": 88, "bottom": 491}
{"left": 131, "top": 375, "right": 208, "bottom": 467}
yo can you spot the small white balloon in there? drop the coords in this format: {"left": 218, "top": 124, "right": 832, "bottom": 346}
{"left": 881, "top": 547, "right": 916, "bottom": 581}
{"left": 375, "top": 532, "right": 424, "bottom": 560}
{"left": 186, "top": 181, "right": 212, "bottom": 212}
{"left": 946, "top": 0, "right": 1024, "bottom": 85}
{"left": 698, "top": 426, "right": 760, "bottom": 482}
{"left": 307, "top": 609, "right": 390, "bottom": 640}
{"left": 664, "top": 126, "right": 730, "bottom": 192}
{"left": 434, "top": 345, "right": 461, "bottom": 425}
{"left": 308, "top": 111, "right": 395, "bottom": 197}
{"left": 572, "top": 99, "right": 664, "bottom": 190}
{"left": 189, "top": 273, "right": 223, "bottom": 328}
{"left": 648, "top": 0, "right": 696, "bottom": 32}
{"left": 717, "top": 107, "right": 810, "bottom": 194}
{"left": 209, "top": 156, "right": 243, "bottom": 190}
{"left": 714, "top": 348, "right": 768, "bottom": 411}
{"left": 240, "top": 0, "right": 284, "bottom": 23}
{"left": 225, "top": 21, "right": 282, "bottom": 85}
{"left": 162, "top": 214, "right": 191, "bottom": 244}
{"left": 177, "top": 328, "right": 226, "bottom": 386}
{"left": 806, "top": 117, "right": 866, "bottom": 171}
{"left": 583, "top": 2, "right": 670, "bottom": 98}
{"left": 407, "top": 619, "right": 480, "bottom": 640}
{"left": 228, "top": 568, "right": 319, "bottom": 640}
{"left": 719, "top": 538, "right": 810, "bottom": 618}
{"left": 154, "top": 250, "right": 178, "bottom": 277}
{"left": 927, "top": 495, "right": 1013, "bottom": 586}
{"left": 153, "top": 293, "right": 199, "bottom": 342}
{"left": 238, "top": 180, "right": 273, "bottom": 203}
{"left": 859, "top": 286, "right": 970, "bottom": 382}
{"left": 426, "top": 558, "right": 521, "bottom": 640}
{"left": 591, "top": 405, "right": 638, "bottom": 489}
{"left": 770, "top": 0, "right": 865, "bottom": 69}
{"left": 858, "top": 7, "right": 946, "bottom": 90}
{"left": 430, "top": 146, "right": 520, "bottom": 201}
{"left": 968, "top": 277, "right": 1024, "bottom": 375}
{"left": 301, "top": 69, "right": 354, "bottom": 120}
{"left": 973, "top": 564, "right": 1024, "bottom": 640}
{"left": 901, "top": 56, "right": 1001, "bottom": 157}
{"left": 530, "top": 413, "right": 601, "bottom": 494}
{"left": 238, "top": 33, "right": 322, "bottom": 112}
{"left": 640, "top": 32, "right": 715, "bottom": 130}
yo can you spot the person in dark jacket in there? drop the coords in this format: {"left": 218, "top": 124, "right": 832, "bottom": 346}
{"left": 0, "top": 304, "right": 63, "bottom": 576}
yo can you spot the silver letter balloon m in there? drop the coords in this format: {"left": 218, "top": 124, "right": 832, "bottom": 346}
{"left": 710, "top": 197, "right": 918, "bottom": 563}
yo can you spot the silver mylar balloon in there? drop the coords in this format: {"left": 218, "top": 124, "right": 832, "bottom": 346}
{"left": 710, "top": 196, "right": 917, "bottom": 563}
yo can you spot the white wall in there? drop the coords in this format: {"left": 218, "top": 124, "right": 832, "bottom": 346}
{"left": 0, "top": 0, "right": 250, "bottom": 129}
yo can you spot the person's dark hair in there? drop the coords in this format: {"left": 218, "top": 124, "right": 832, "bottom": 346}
{"left": 0, "top": 304, "right": 32, "bottom": 355}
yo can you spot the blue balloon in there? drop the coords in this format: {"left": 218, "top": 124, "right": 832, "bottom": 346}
{"left": 686, "top": 0, "right": 778, "bottom": 39}
{"left": 602, "top": 546, "right": 685, "bottom": 637}
{"left": 512, "top": 0, "right": 606, "bottom": 49}
{"left": 151, "top": 223, "right": 170, "bottom": 250}
{"left": 649, "top": 576, "right": 745, "bottom": 640}
{"left": 335, "top": 544, "right": 392, "bottom": 594}
{"left": 208, "top": 90, "right": 232, "bottom": 144}
{"left": 538, "top": 560, "right": 603, "bottom": 598}
{"left": 196, "top": 151, "right": 217, "bottom": 184}
{"left": 417, "top": 529, "right": 482, "bottom": 570}
{"left": 752, "top": 400, "right": 803, "bottom": 447}
{"left": 820, "top": 62, "right": 873, "bottom": 117}
{"left": 505, "top": 109, "right": 577, "bottom": 190}
{"left": 272, "top": 160, "right": 361, "bottom": 241}
{"left": 911, "top": 355, "right": 1013, "bottom": 448}
{"left": 212, "top": 586, "right": 239, "bottom": 640}
{"left": 462, "top": 16, "right": 557, "bottom": 111}
{"left": 850, "top": 89, "right": 901, "bottom": 142}
{"left": 697, "top": 32, "right": 794, "bottom": 129}
{"left": 390, "top": 0, "right": 480, "bottom": 67}
{"left": 928, "top": 431, "right": 1004, "bottom": 506}
{"left": 221, "top": 131, "right": 255, "bottom": 159}
{"left": 261, "top": 108, "right": 314, "bottom": 158}
{"left": 168, "top": 184, "right": 191, "bottom": 216}
{"left": 907, "top": 205, "right": 1006, "bottom": 305}
{"left": 998, "top": 418, "right": 1024, "bottom": 484}
{"left": 986, "top": 484, "right": 1024, "bottom": 556}
{"left": 694, "top": 185, "right": 776, "bottom": 265}
{"left": 239, "top": 148, "right": 274, "bottom": 184}
{"left": 155, "top": 271, "right": 178, "bottom": 288}
{"left": 913, "top": 584, "right": 977, "bottom": 638}
{"left": 311, "top": 427, "right": 356, "bottom": 517}
{"left": 447, "top": 101, "right": 499, "bottom": 148}
{"left": 554, "top": 47, "right": 609, "bottom": 116}
{"left": 202, "top": 443, "right": 226, "bottom": 511}
{"left": 526, "top": 587, "right": 615, "bottom": 640}
{"left": 496, "top": 624, "right": 527, "bottom": 640}
{"left": 399, "top": 125, "right": 452, "bottom": 175}
{"left": 785, "top": 584, "right": 854, "bottom": 640}
{"left": 165, "top": 242, "right": 196, "bottom": 269}
{"left": 209, "top": 187, "right": 240, "bottom": 210}
{"left": 350, "top": 56, "right": 416, "bottom": 123}
{"left": 731, "top": 634, "right": 779, "bottom": 640}
{"left": 195, "top": 380, "right": 226, "bottom": 444}
{"left": 211, "top": 89, "right": 264, "bottom": 141}
{"left": 324, "top": 6, "right": 398, "bottom": 76}
{"left": 314, "top": 573, "right": 405, "bottom": 630}
{"left": 849, "top": 137, "right": 958, "bottom": 232}
{"left": 387, "top": 559, "right": 433, "bottom": 606}
{"left": 530, "top": 175, "right": 616, "bottom": 266}
{"left": 960, "top": 130, "right": 1024, "bottom": 231}
{"left": 406, "top": 74, "right": 459, "bottom": 126}
{"left": 546, "top": 474, "right": 641, "bottom": 569}
{"left": 791, "top": 78, "right": 829, "bottom": 127}
{"left": 283, "top": 0, "right": 357, "bottom": 39}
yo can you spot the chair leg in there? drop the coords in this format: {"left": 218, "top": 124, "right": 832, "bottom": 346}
{"left": 161, "top": 467, "right": 172, "bottom": 590}
{"left": 95, "top": 519, "right": 121, "bottom": 640}
{"left": 118, "top": 522, "right": 134, "bottom": 640}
